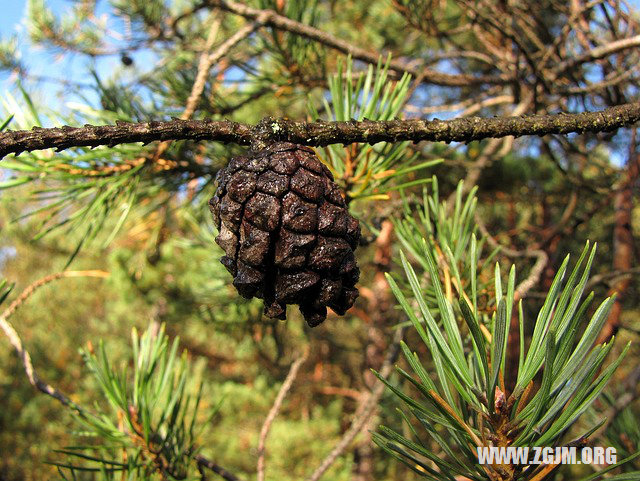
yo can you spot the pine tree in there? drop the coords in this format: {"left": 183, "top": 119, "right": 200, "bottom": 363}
{"left": 0, "top": 1, "right": 639, "bottom": 480}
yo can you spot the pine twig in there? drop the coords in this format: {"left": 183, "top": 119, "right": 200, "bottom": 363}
{"left": 585, "top": 266, "right": 640, "bottom": 290}
{"left": 2, "top": 270, "right": 109, "bottom": 320}
{"left": 554, "top": 34, "right": 640, "bottom": 76}
{"left": 196, "top": 455, "right": 241, "bottom": 481}
{"left": 256, "top": 348, "right": 309, "bottom": 481}
{"left": 0, "top": 312, "right": 76, "bottom": 408}
{"left": 182, "top": 16, "right": 224, "bottom": 121}
{"left": 2, "top": 102, "right": 640, "bottom": 159}
{"left": 153, "top": 14, "right": 265, "bottom": 161}
{"left": 474, "top": 212, "right": 548, "bottom": 301}
{"left": 305, "top": 327, "right": 405, "bottom": 481}
{"left": 205, "top": 0, "right": 504, "bottom": 87}
{"left": 182, "top": 15, "right": 267, "bottom": 122}
{"left": 0, "top": 270, "right": 109, "bottom": 409}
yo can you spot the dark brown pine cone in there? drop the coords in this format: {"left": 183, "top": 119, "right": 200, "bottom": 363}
{"left": 209, "top": 142, "right": 360, "bottom": 327}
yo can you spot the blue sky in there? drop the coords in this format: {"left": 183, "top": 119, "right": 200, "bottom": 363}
{"left": 3, "top": 2, "right": 25, "bottom": 33}
{"left": 0, "top": 1, "right": 636, "bottom": 172}
{"left": 5, "top": 0, "right": 640, "bottom": 105}
{"left": 2, "top": 0, "right": 640, "bottom": 129}
{"left": 0, "top": 0, "right": 143, "bottom": 117}
{"left": 1, "top": 1, "right": 86, "bottom": 85}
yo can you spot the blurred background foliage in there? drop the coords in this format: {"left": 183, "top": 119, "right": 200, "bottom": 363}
{"left": 0, "top": 0, "right": 639, "bottom": 480}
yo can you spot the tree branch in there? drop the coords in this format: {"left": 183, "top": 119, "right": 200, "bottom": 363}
{"left": 257, "top": 349, "right": 308, "bottom": 481}
{"left": 554, "top": 34, "right": 640, "bottom": 76}
{"left": 474, "top": 213, "right": 548, "bottom": 301}
{"left": 205, "top": 0, "right": 505, "bottom": 87}
{"left": 0, "top": 270, "right": 109, "bottom": 410}
{"left": 1, "top": 102, "right": 639, "bottom": 159}
{"left": 183, "top": 15, "right": 267, "bottom": 120}
{"left": 196, "top": 455, "right": 241, "bottom": 481}
{"left": 305, "top": 327, "right": 405, "bottom": 481}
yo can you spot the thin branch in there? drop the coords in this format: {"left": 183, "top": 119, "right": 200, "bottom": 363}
{"left": 0, "top": 312, "right": 76, "bottom": 408}
{"left": 183, "top": 16, "right": 267, "bottom": 120}
{"left": 205, "top": 0, "right": 505, "bottom": 87}
{"left": 513, "top": 251, "right": 549, "bottom": 302}
{"left": 2, "top": 102, "right": 640, "bottom": 159}
{"left": 585, "top": 266, "right": 640, "bottom": 291}
{"left": 2, "top": 270, "right": 110, "bottom": 320}
{"left": 305, "top": 327, "right": 405, "bottom": 481}
{"left": 182, "top": 16, "right": 223, "bottom": 121}
{"left": 0, "top": 270, "right": 109, "bottom": 409}
{"left": 196, "top": 455, "right": 241, "bottom": 481}
{"left": 559, "top": 60, "right": 640, "bottom": 95}
{"left": 404, "top": 93, "right": 513, "bottom": 116}
{"left": 475, "top": 213, "right": 548, "bottom": 300}
{"left": 256, "top": 348, "right": 308, "bottom": 481}
{"left": 153, "top": 15, "right": 264, "bottom": 161}
{"left": 554, "top": 34, "right": 640, "bottom": 75}
{"left": 459, "top": 95, "right": 516, "bottom": 117}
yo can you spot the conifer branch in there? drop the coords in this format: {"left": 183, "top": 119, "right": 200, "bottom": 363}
{"left": 1, "top": 102, "right": 639, "bottom": 159}
{"left": 257, "top": 349, "right": 308, "bottom": 481}
{"left": 204, "top": 0, "right": 505, "bottom": 87}
{"left": 183, "top": 14, "right": 267, "bottom": 121}
{"left": 306, "top": 327, "right": 405, "bottom": 481}
{"left": 0, "top": 271, "right": 108, "bottom": 410}
{"left": 196, "top": 455, "right": 241, "bottom": 481}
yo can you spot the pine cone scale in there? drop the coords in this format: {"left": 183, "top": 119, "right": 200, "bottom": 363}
{"left": 282, "top": 193, "right": 318, "bottom": 233}
{"left": 244, "top": 193, "right": 281, "bottom": 231}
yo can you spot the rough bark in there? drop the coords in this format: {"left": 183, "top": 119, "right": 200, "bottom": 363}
{"left": 1, "top": 102, "right": 639, "bottom": 159}
{"left": 205, "top": 0, "right": 506, "bottom": 86}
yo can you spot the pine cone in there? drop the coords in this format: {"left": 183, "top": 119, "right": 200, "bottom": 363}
{"left": 209, "top": 142, "right": 360, "bottom": 327}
